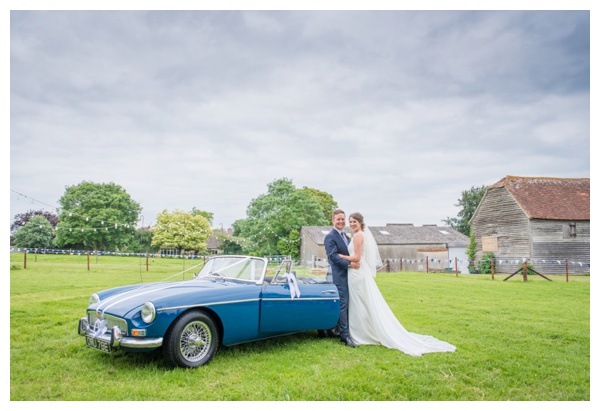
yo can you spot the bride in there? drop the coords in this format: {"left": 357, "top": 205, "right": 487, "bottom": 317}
{"left": 338, "top": 212, "right": 456, "bottom": 356}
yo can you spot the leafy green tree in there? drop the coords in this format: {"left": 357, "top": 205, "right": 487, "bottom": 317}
{"left": 191, "top": 208, "right": 214, "bottom": 226}
{"left": 298, "top": 187, "right": 338, "bottom": 222}
{"left": 442, "top": 185, "right": 487, "bottom": 236}
{"left": 217, "top": 236, "right": 244, "bottom": 255}
{"left": 234, "top": 178, "right": 330, "bottom": 256}
{"left": 277, "top": 229, "right": 301, "bottom": 260}
{"left": 13, "top": 215, "right": 54, "bottom": 249}
{"left": 151, "top": 210, "right": 212, "bottom": 254}
{"left": 125, "top": 229, "right": 158, "bottom": 253}
{"left": 54, "top": 182, "right": 142, "bottom": 252}
{"left": 11, "top": 209, "right": 58, "bottom": 234}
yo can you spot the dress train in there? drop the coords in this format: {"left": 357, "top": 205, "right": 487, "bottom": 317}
{"left": 348, "top": 234, "right": 456, "bottom": 356}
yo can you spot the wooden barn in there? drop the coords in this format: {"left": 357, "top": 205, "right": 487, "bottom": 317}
{"left": 470, "top": 176, "right": 590, "bottom": 274}
{"left": 300, "top": 224, "right": 470, "bottom": 273}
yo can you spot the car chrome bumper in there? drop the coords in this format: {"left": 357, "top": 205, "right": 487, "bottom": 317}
{"left": 79, "top": 317, "right": 163, "bottom": 350}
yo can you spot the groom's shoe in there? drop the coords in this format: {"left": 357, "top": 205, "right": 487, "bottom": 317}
{"left": 341, "top": 337, "right": 359, "bottom": 347}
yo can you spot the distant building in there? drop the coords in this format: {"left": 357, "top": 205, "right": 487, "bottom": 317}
{"left": 300, "top": 224, "right": 470, "bottom": 273}
{"left": 207, "top": 228, "right": 233, "bottom": 255}
{"left": 470, "top": 176, "right": 590, "bottom": 274}
{"left": 159, "top": 228, "right": 233, "bottom": 257}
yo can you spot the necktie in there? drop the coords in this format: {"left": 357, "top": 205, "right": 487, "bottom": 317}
{"left": 340, "top": 230, "right": 348, "bottom": 246}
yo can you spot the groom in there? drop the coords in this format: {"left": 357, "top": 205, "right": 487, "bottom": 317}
{"left": 324, "top": 209, "right": 359, "bottom": 347}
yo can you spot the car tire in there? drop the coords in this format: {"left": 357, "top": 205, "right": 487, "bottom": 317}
{"left": 163, "top": 311, "right": 219, "bottom": 368}
{"left": 318, "top": 324, "right": 340, "bottom": 338}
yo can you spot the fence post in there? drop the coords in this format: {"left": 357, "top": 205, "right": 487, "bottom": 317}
{"left": 400, "top": 258, "right": 403, "bottom": 272}
{"left": 386, "top": 259, "right": 390, "bottom": 272}
{"left": 565, "top": 259, "right": 569, "bottom": 283}
{"left": 87, "top": 252, "right": 90, "bottom": 271}
{"left": 24, "top": 249, "right": 27, "bottom": 269}
{"left": 491, "top": 258, "right": 495, "bottom": 280}
{"left": 523, "top": 260, "right": 528, "bottom": 282}
{"left": 455, "top": 257, "right": 458, "bottom": 276}
{"left": 146, "top": 253, "right": 149, "bottom": 271}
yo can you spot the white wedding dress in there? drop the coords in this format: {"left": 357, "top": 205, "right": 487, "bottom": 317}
{"left": 348, "top": 228, "right": 456, "bottom": 356}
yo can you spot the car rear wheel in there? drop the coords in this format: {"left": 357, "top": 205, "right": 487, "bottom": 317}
{"left": 163, "top": 311, "right": 218, "bottom": 368}
{"left": 318, "top": 324, "right": 340, "bottom": 338}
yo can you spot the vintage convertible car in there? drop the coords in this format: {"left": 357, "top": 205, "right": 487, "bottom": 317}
{"left": 78, "top": 255, "right": 340, "bottom": 367}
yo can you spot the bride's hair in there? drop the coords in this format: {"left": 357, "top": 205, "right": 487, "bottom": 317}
{"left": 349, "top": 212, "right": 365, "bottom": 230}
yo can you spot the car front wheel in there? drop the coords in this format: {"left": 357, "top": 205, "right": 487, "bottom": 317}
{"left": 163, "top": 311, "right": 219, "bottom": 368}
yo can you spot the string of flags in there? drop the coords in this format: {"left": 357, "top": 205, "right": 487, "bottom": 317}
{"left": 310, "top": 256, "right": 590, "bottom": 267}
{"left": 243, "top": 224, "right": 300, "bottom": 245}
{"left": 10, "top": 247, "right": 207, "bottom": 258}
{"left": 10, "top": 248, "right": 296, "bottom": 262}
{"left": 11, "top": 190, "right": 592, "bottom": 268}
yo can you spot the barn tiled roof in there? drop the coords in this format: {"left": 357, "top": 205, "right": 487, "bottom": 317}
{"left": 489, "top": 176, "right": 590, "bottom": 220}
{"left": 302, "top": 224, "right": 468, "bottom": 246}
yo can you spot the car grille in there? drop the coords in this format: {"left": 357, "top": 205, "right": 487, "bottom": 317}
{"left": 87, "top": 311, "right": 128, "bottom": 335}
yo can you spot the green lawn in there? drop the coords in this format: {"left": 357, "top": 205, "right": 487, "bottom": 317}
{"left": 9, "top": 253, "right": 590, "bottom": 401}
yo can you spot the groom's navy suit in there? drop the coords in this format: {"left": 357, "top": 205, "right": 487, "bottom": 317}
{"left": 324, "top": 228, "right": 352, "bottom": 341}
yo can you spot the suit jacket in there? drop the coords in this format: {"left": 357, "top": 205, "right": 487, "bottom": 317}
{"left": 324, "top": 228, "right": 351, "bottom": 286}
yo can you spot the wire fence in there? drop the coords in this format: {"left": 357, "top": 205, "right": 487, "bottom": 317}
{"left": 11, "top": 248, "right": 589, "bottom": 282}
{"left": 306, "top": 255, "right": 590, "bottom": 281}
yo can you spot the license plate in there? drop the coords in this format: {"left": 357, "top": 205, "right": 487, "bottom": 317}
{"left": 86, "top": 336, "right": 112, "bottom": 353}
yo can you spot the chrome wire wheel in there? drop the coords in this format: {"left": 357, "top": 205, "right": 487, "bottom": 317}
{"left": 164, "top": 311, "right": 219, "bottom": 368}
{"left": 179, "top": 320, "right": 212, "bottom": 362}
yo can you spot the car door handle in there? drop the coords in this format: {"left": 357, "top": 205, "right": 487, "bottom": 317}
{"left": 322, "top": 290, "right": 337, "bottom": 294}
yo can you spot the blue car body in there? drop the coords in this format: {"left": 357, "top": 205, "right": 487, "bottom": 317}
{"left": 79, "top": 255, "right": 340, "bottom": 367}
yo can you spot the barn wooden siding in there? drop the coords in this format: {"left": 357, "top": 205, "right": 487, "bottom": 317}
{"left": 530, "top": 219, "right": 590, "bottom": 274}
{"left": 471, "top": 183, "right": 590, "bottom": 274}
{"left": 471, "top": 186, "right": 531, "bottom": 259}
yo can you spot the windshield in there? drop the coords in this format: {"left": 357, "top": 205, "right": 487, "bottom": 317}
{"left": 197, "top": 256, "right": 267, "bottom": 282}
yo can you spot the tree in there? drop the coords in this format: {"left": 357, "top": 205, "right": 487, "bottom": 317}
{"left": 298, "top": 187, "right": 338, "bottom": 222}
{"left": 12, "top": 215, "right": 54, "bottom": 249}
{"left": 442, "top": 185, "right": 487, "bottom": 236}
{"left": 191, "top": 208, "right": 214, "bottom": 226}
{"left": 151, "top": 210, "right": 212, "bottom": 254}
{"left": 277, "top": 229, "right": 301, "bottom": 260}
{"left": 53, "top": 181, "right": 142, "bottom": 252}
{"left": 217, "top": 235, "right": 244, "bottom": 255}
{"left": 11, "top": 209, "right": 58, "bottom": 233}
{"left": 126, "top": 229, "right": 158, "bottom": 254}
{"left": 234, "top": 178, "right": 330, "bottom": 256}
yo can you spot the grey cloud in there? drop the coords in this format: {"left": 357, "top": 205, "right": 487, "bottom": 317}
{"left": 10, "top": 10, "right": 590, "bottom": 229}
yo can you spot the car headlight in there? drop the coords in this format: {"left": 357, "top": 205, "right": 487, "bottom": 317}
{"left": 141, "top": 302, "right": 156, "bottom": 324}
{"left": 89, "top": 293, "right": 100, "bottom": 305}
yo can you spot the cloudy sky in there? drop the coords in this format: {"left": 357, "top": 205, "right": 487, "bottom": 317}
{"left": 8, "top": 4, "right": 591, "bottom": 231}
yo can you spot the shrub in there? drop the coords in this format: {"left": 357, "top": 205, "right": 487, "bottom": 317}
{"left": 478, "top": 252, "right": 495, "bottom": 274}
{"left": 466, "top": 232, "right": 477, "bottom": 270}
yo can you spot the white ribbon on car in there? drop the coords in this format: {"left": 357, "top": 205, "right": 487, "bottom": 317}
{"left": 92, "top": 318, "right": 107, "bottom": 337}
{"left": 282, "top": 272, "right": 301, "bottom": 299}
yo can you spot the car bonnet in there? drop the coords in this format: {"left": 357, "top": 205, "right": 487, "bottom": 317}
{"left": 92, "top": 278, "right": 259, "bottom": 318}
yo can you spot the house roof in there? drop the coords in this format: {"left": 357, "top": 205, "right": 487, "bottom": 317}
{"left": 488, "top": 176, "right": 590, "bottom": 220}
{"left": 207, "top": 230, "right": 232, "bottom": 249}
{"left": 302, "top": 224, "right": 469, "bottom": 246}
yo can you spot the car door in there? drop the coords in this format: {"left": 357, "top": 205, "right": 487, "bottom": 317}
{"left": 259, "top": 269, "right": 339, "bottom": 333}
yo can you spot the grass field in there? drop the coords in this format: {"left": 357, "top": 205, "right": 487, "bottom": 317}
{"left": 9, "top": 253, "right": 590, "bottom": 401}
